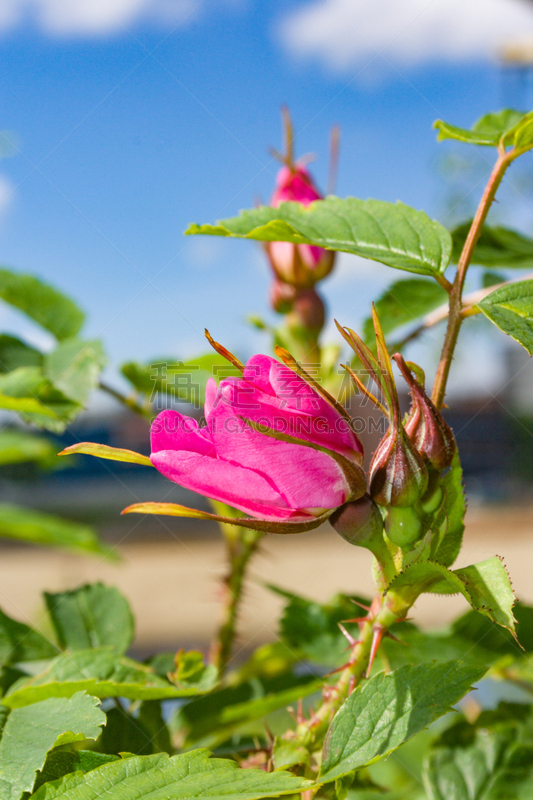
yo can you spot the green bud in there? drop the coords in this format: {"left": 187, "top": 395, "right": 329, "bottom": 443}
{"left": 385, "top": 505, "right": 424, "bottom": 548}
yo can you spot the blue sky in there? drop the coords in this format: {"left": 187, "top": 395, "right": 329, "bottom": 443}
{"left": 1, "top": 0, "right": 533, "bottom": 400}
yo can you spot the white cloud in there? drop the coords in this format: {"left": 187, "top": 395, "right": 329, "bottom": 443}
{"left": 0, "top": 0, "right": 201, "bottom": 36}
{"left": 278, "top": 0, "right": 533, "bottom": 71}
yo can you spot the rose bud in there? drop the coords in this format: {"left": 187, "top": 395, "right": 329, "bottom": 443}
{"left": 330, "top": 494, "right": 384, "bottom": 547}
{"left": 132, "top": 336, "right": 366, "bottom": 533}
{"left": 287, "top": 288, "right": 325, "bottom": 335}
{"left": 270, "top": 279, "right": 297, "bottom": 314}
{"left": 369, "top": 424, "right": 428, "bottom": 508}
{"left": 266, "top": 164, "right": 335, "bottom": 288}
{"left": 336, "top": 308, "right": 428, "bottom": 509}
{"left": 393, "top": 354, "right": 456, "bottom": 471}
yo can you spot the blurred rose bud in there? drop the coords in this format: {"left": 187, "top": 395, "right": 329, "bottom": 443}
{"left": 369, "top": 425, "right": 428, "bottom": 508}
{"left": 394, "top": 354, "right": 456, "bottom": 471}
{"left": 289, "top": 288, "right": 325, "bottom": 334}
{"left": 266, "top": 164, "right": 335, "bottom": 288}
{"left": 270, "top": 279, "right": 297, "bottom": 314}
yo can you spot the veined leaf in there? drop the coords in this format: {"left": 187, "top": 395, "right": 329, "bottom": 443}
{"left": 319, "top": 661, "right": 486, "bottom": 783}
{"left": 33, "top": 751, "right": 118, "bottom": 793}
{"left": 3, "top": 647, "right": 217, "bottom": 708}
{"left": 434, "top": 109, "right": 530, "bottom": 147}
{"left": 44, "top": 339, "right": 106, "bottom": 406}
{"left": 28, "top": 749, "right": 311, "bottom": 800}
{"left": 388, "top": 557, "right": 516, "bottom": 636}
{"left": 452, "top": 223, "right": 533, "bottom": 269}
{"left": 186, "top": 198, "right": 453, "bottom": 276}
{"left": 44, "top": 584, "right": 134, "bottom": 655}
{"left": 0, "top": 268, "right": 84, "bottom": 341}
{"left": 477, "top": 279, "right": 533, "bottom": 354}
{"left": 0, "top": 607, "right": 58, "bottom": 667}
{"left": 0, "top": 505, "right": 112, "bottom": 558}
{"left": 0, "top": 691, "right": 104, "bottom": 800}
{"left": 363, "top": 278, "right": 447, "bottom": 343}
{"left": 58, "top": 442, "right": 152, "bottom": 467}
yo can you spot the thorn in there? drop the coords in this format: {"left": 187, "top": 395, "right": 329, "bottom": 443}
{"left": 325, "top": 659, "right": 355, "bottom": 677}
{"left": 348, "top": 675, "right": 357, "bottom": 695}
{"left": 385, "top": 631, "right": 408, "bottom": 645}
{"left": 342, "top": 616, "right": 369, "bottom": 626}
{"left": 297, "top": 697, "right": 304, "bottom": 725}
{"left": 264, "top": 723, "right": 274, "bottom": 746}
{"left": 338, "top": 623, "right": 360, "bottom": 648}
{"left": 366, "top": 625, "right": 385, "bottom": 678}
{"left": 350, "top": 598, "right": 372, "bottom": 612}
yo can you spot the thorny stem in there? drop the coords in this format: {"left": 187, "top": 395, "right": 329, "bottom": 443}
{"left": 295, "top": 591, "right": 408, "bottom": 749}
{"left": 431, "top": 148, "right": 518, "bottom": 409}
{"left": 209, "top": 509, "right": 263, "bottom": 676}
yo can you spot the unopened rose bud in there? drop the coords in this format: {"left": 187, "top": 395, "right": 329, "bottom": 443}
{"left": 270, "top": 279, "right": 297, "bottom": 314}
{"left": 266, "top": 164, "right": 336, "bottom": 288}
{"left": 288, "top": 288, "right": 325, "bottom": 334}
{"left": 394, "top": 354, "right": 456, "bottom": 471}
{"left": 330, "top": 494, "right": 384, "bottom": 546}
{"left": 370, "top": 425, "right": 428, "bottom": 508}
{"left": 385, "top": 505, "right": 424, "bottom": 548}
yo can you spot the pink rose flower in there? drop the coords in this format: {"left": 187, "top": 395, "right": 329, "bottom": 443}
{"left": 266, "top": 164, "right": 335, "bottom": 288}
{"left": 150, "top": 354, "right": 364, "bottom": 523}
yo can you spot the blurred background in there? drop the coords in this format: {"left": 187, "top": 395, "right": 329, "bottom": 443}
{"left": 2, "top": 0, "right": 533, "bottom": 659}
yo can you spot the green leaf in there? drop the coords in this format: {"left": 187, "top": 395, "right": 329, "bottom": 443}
{"left": 272, "top": 739, "right": 309, "bottom": 771}
{"left": 0, "top": 606, "right": 58, "bottom": 666}
{"left": 431, "top": 451, "right": 466, "bottom": 567}
{"left": 28, "top": 749, "right": 310, "bottom": 800}
{"left": 138, "top": 700, "right": 172, "bottom": 755}
{"left": 0, "top": 505, "right": 112, "bottom": 558}
{"left": 0, "top": 368, "right": 81, "bottom": 433}
{"left": 388, "top": 556, "right": 517, "bottom": 636}
{"left": 423, "top": 703, "right": 533, "bottom": 800}
{"left": 3, "top": 647, "right": 217, "bottom": 708}
{"left": 434, "top": 109, "right": 529, "bottom": 147}
{"left": 186, "top": 198, "right": 453, "bottom": 276}
{"left": 174, "top": 672, "right": 322, "bottom": 749}
{"left": 319, "top": 661, "right": 486, "bottom": 783}
{"left": 452, "top": 223, "right": 533, "bottom": 269}
{"left": 478, "top": 279, "right": 533, "bottom": 354}
{"left": 0, "top": 430, "right": 57, "bottom": 469}
{"left": 58, "top": 442, "right": 152, "bottom": 467}
{"left": 514, "top": 116, "right": 533, "bottom": 151}
{"left": 0, "top": 336, "right": 42, "bottom": 374}
{"left": 0, "top": 269, "right": 84, "bottom": 341}
{"left": 121, "top": 353, "right": 241, "bottom": 404}
{"left": 482, "top": 271, "right": 506, "bottom": 289}
{"left": 0, "top": 691, "right": 104, "bottom": 800}
{"left": 33, "top": 751, "right": 119, "bottom": 793}
{"left": 362, "top": 279, "right": 447, "bottom": 343}
{"left": 44, "top": 584, "right": 134, "bottom": 655}
{"left": 44, "top": 339, "right": 106, "bottom": 406}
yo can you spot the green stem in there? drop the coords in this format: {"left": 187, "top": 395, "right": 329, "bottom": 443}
{"left": 209, "top": 525, "right": 263, "bottom": 676}
{"left": 431, "top": 148, "right": 517, "bottom": 409}
{"left": 99, "top": 380, "right": 153, "bottom": 421}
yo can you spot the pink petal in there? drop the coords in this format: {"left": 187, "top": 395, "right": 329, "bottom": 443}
{"left": 151, "top": 410, "right": 215, "bottom": 458}
{"left": 208, "top": 401, "right": 351, "bottom": 511}
{"left": 150, "top": 449, "right": 311, "bottom": 521}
